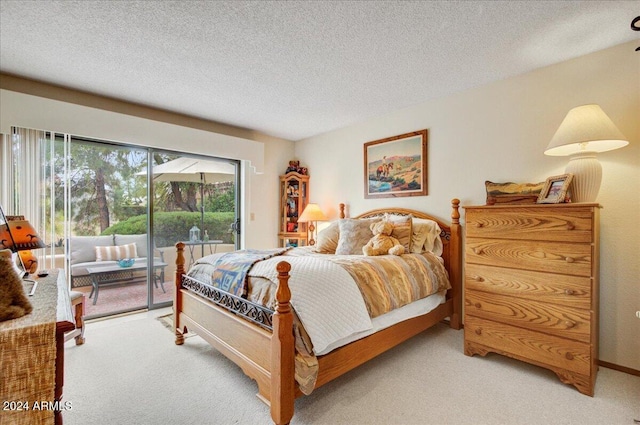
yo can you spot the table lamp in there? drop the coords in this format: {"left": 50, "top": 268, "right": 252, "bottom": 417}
{"left": 298, "top": 203, "right": 328, "bottom": 246}
{"left": 0, "top": 218, "right": 46, "bottom": 278}
{"left": 544, "top": 104, "right": 628, "bottom": 202}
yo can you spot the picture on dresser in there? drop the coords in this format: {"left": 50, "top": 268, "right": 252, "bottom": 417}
{"left": 537, "top": 173, "right": 573, "bottom": 204}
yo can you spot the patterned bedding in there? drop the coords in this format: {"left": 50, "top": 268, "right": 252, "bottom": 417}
{"left": 185, "top": 246, "right": 451, "bottom": 394}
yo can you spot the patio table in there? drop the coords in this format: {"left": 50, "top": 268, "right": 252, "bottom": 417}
{"left": 181, "top": 240, "right": 223, "bottom": 267}
{"left": 86, "top": 261, "right": 168, "bottom": 305}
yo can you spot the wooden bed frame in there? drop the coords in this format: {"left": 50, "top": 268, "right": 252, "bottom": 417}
{"left": 173, "top": 199, "right": 462, "bottom": 424}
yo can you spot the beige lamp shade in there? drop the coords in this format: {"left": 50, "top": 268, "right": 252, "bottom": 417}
{"left": 298, "top": 203, "right": 327, "bottom": 246}
{"left": 545, "top": 104, "right": 628, "bottom": 156}
{"left": 544, "top": 104, "right": 628, "bottom": 202}
{"left": 298, "top": 203, "right": 328, "bottom": 223}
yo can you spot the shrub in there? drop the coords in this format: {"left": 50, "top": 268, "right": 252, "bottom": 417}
{"left": 103, "top": 211, "right": 235, "bottom": 248}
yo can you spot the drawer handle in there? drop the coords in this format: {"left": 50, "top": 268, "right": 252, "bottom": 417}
{"left": 564, "top": 289, "right": 575, "bottom": 296}
{"left": 564, "top": 321, "right": 576, "bottom": 329}
{"left": 473, "top": 276, "right": 484, "bottom": 282}
{"left": 565, "top": 257, "right": 575, "bottom": 263}
{"left": 475, "top": 328, "right": 482, "bottom": 335}
{"left": 566, "top": 222, "right": 575, "bottom": 230}
{"left": 565, "top": 352, "right": 574, "bottom": 360}
{"left": 474, "top": 302, "right": 482, "bottom": 309}
{"left": 473, "top": 248, "right": 484, "bottom": 255}
{"left": 475, "top": 223, "right": 484, "bottom": 228}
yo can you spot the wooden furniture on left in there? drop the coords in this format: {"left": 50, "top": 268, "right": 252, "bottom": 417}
{"left": 174, "top": 199, "right": 462, "bottom": 425}
{"left": 463, "top": 203, "right": 600, "bottom": 396}
{"left": 0, "top": 269, "right": 75, "bottom": 425}
{"left": 278, "top": 172, "right": 309, "bottom": 248}
{"left": 64, "top": 291, "right": 85, "bottom": 345}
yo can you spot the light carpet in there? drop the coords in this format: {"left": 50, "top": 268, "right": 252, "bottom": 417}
{"left": 63, "top": 311, "right": 639, "bottom": 425}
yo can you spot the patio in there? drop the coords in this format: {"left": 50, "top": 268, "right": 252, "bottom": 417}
{"left": 75, "top": 277, "right": 174, "bottom": 319}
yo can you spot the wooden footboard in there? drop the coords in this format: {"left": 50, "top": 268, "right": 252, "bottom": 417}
{"left": 174, "top": 244, "right": 296, "bottom": 424}
{"left": 173, "top": 199, "right": 462, "bottom": 425}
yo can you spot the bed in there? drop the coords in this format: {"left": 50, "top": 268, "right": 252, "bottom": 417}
{"left": 173, "top": 199, "right": 462, "bottom": 424}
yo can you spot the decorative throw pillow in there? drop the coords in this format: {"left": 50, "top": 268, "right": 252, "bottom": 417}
{"left": 114, "top": 234, "right": 147, "bottom": 257}
{"left": 95, "top": 243, "right": 138, "bottom": 261}
{"left": 485, "top": 180, "right": 543, "bottom": 205}
{"left": 315, "top": 221, "right": 340, "bottom": 254}
{"left": 412, "top": 218, "right": 443, "bottom": 256}
{"left": 383, "top": 213, "right": 413, "bottom": 253}
{"left": 335, "top": 218, "right": 380, "bottom": 255}
{"left": 410, "top": 221, "right": 432, "bottom": 253}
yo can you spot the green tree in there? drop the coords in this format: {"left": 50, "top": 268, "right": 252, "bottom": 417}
{"left": 68, "top": 141, "right": 145, "bottom": 234}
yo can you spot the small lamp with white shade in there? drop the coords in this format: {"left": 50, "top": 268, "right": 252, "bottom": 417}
{"left": 545, "top": 104, "right": 628, "bottom": 203}
{"left": 297, "top": 203, "right": 328, "bottom": 246}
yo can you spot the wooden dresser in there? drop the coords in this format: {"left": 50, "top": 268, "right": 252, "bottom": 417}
{"left": 463, "top": 204, "right": 600, "bottom": 396}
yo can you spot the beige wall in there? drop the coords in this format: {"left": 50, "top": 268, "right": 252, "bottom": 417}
{"left": 296, "top": 41, "right": 640, "bottom": 370}
{"left": 0, "top": 78, "right": 295, "bottom": 249}
{"left": 1, "top": 42, "right": 637, "bottom": 370}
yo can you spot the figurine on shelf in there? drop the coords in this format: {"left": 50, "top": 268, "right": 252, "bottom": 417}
{"left": 286, "top": 160, "right": 300, "bottom": 174}
{"left": 285, "top": 160, "right": 309, "bottom": 175}
{"left": 288, "top": 199, "right": 298, "bottom": 216}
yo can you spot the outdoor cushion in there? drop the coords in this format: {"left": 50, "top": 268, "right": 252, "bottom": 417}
{"left": 95, "top": 243, "right": 138, "bottom": 262}
{"left": 69, "top": 235, "right": 114, "bottom": 265}
{"left": 114, "top": 234, "right": 148, "bottom": 258}
{"left": 70, "top": 261, "right": 117, "bottom": 277}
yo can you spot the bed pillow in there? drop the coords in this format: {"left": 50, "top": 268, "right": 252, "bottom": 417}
{"left": 383, "top": 213, "right": 413, "bottom": 253}
{"left": 335, "top": 218, "right": 380, "bottom": 255}
{"left": 412, "top": 218, "right": 443, "bottom": 256}
{"left": 315, "top": 221, "right": 340, "bottom": 254}
{"left": 95, "top": 243, "right": 138, "bottom": 261}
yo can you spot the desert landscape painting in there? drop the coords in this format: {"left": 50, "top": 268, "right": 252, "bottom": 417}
{"left": 364, "top": 130, "right": 427, "bottom": 198}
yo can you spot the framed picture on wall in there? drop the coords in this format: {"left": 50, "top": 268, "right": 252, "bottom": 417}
{"left": 363, "top": 129, "right": 428, "bottom": 199}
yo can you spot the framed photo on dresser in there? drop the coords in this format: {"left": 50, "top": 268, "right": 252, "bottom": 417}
{"left": 537, "top": 173, "right": 573, "bottom": 204}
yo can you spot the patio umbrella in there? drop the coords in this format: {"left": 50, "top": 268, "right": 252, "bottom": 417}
{"left": 143, "top": 157, "right": 236, "bottom": 250}
{"left": 149, "top": 156, "right": 236, "bottom": 184}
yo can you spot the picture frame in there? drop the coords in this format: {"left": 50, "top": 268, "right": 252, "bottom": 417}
{"left": 537, "top": 173, "right": 573, "bottom": 204}
{"left": 364, "top": 129, "right": 428, "bottom": 199}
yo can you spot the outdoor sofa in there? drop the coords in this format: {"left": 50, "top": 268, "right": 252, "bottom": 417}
{"left": 68, "top": 234, "right": 166, "bottom": 289}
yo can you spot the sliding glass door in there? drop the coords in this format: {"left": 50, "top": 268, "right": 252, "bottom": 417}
{"left": 5, "top": 128, "right": 240, "bottom": 319}
{"left": 56, "top": 137, "right": 155, "bottom": 317}
{"left": 148, "top": 151, "right": 240, "bottom": 310}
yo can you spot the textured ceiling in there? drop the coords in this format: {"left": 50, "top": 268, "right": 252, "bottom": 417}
{"left": 0, "top": 1, "right": 637, "bottom": 141}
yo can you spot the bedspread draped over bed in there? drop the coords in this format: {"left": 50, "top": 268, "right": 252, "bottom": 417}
{"left": 185, "top": 247, "right": 451, "bottom": 394}
{"left": 282, "top": 248, "right": 451, "bottom": 318}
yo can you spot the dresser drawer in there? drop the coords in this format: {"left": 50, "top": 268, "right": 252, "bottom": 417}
{"left": 466, "top": 208, "right": 593, "bottom": 242}
{"left": 465, "top": 264, "right": 592, "bottom": 309}
{"left": 466, "top": 239, "right": 592, "bottom": 277}
{"left": 465, "top": 290, "right": 591, "bottom": 343}
{"left": 464, "top": 315, "right": 591, "bottom": 376}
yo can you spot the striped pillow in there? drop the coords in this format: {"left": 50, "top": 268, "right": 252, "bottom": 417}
{"left": 95, "top": 243, "right": 138, "bottom": 262}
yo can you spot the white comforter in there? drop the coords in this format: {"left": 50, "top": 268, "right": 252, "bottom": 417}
{"left": 249, "top": 255, "right": 373, "bottom": 355}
